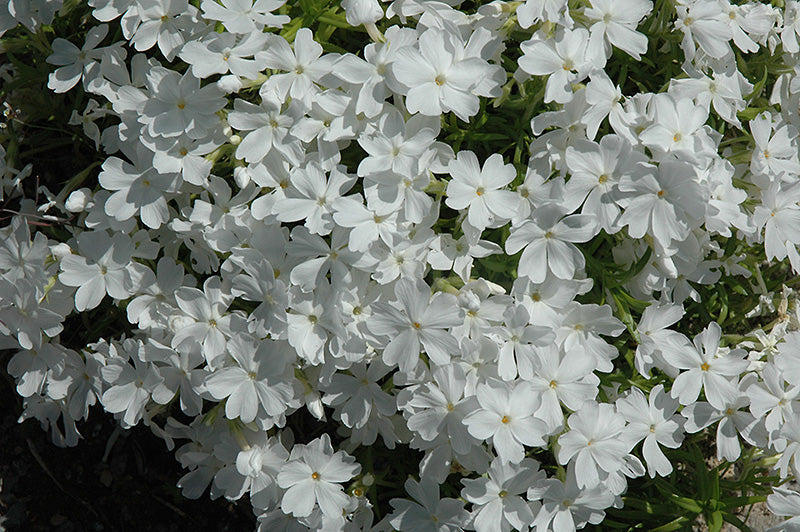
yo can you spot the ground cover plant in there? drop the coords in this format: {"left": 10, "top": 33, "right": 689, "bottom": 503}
{"left": 3, "top": 0, "right": 800, "bottom": 530}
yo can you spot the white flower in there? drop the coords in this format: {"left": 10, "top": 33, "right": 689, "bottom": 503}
{"left": 367, "top": 278, "right": 461, "bottom": 372}
{"left": 203, "top": 333, "right": 295, "bottom": 424}
{"left": 461, "top": 457, "right": 543, "bottom": 532}
{"left": 200, "top": 0, "right": 289, "bottom": 34}
{"left": 663, "top": 322, "right": 748, "bottom": 410}
{"left": 506, "top": 204, "right": 597, "bottom": 284}
{"left": 46, "top": 24, "right": 112, "bottom": 93}
{"left": 390, "top": 27, "right": 495, "bottom": 121}
{"left": 139, "top": 66, "right": 226, "bottom": 139}
{"left": 463, "top": 379, "right": 547, "bottom": 464}
{"left": 277, "top": 434, "right": 361, "bottom": 518}
{"left": 445, "top": 151, "right": 519, "bottom": 232}
{"left": 388, "top": 477, "right": 470, "bottom": 532}
{"left": 557, "top": 402, "right": 636, "bottom": 488}
{"left": 518, "top": 27, "right": 600, "bottom": 104}
{"left": 584, "top": 0, "right": 652, "bottom": 60}
{"left": 616, "top": 385, "right": 684, "bottom": 477}
{"left": 58, "top": 231, "right": 136, "bottom": 311}
{"left": 766, "top": 487, "right": 800, "bottom": 532}
{"left": 128, "top": 0, "right": 200, "bottom": 61}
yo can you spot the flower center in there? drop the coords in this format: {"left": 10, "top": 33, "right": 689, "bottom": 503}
{"left": 434, "top": 75, "right": 446, "bottom": 86}
{"left": 700, "top": 362, "right": 710, "bottom": 371}
{"left": 311, "top": 472, "right": 320, "bottom": 480}
{"left": 501, "top": 415, "right": 510, "bottom": 424}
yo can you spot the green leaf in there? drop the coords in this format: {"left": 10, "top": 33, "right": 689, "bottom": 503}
{"left": 708, "top": 510, "right": 724, "bottom": 532}
{"left": 651, "top": 516, "right": 692, "bottom": 532}
{"left": 745, "top": 66, "right": 769, "bottom": 103}
{"left": 737, "top": 107, "right": 767, "bottom": 122}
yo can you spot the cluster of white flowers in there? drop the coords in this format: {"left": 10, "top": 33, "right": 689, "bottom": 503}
{"left": 4, "top": 0, "right": 800, "bottom": 530}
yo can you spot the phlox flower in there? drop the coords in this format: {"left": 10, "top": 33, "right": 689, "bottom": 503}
{"left": 98, "top": 147, "right": 181, "bottom": 229}
{"left": 356, "top": 108, "right": 438, "bottom": 178}
{"left": 139, "top": 66, "right": 226, "bottom": 139}
{"left": 746, "top": 364, "right": 800, "bottom": 441}
{"left": 322, "top": 359, "right": 396, "bottom": 430}
{"left": 582, "top": 71, "right": 626, "bottom": 141}
{"left": 682, "top": 392, "right": 765, "bottom": 463}
{"left": 528, "top": 464, "right": 616, "bottom": 532}
{"left": 584, "top": 0, "right": 652, "bottom": 60}
{"left": 404, "top": 363, "right": 479, "bottom": 455}
{"left": 563, "top": 134, "right": 646, "bottom": 233}
{"left": 142, "top": 339, "right": 205, "bottom": 417}
{"left": 0, "top": 279, "right": 64, "bottom": 351}
{"left": 230, "top": 254, "right": 288, "bottom": 336}
{"left": 750, "top": 111, "right": 800, "bottom": 181}
{"left": 171, "top": 276, "right": 235, "bottom": 368}
{"left": 445, "top": 151, "right": 518, "bottom": 232}
{"left": 555, "top": 302, "right": 625, "bottom": 373}
{"left": 674, "top": 1, "right": 732, "bottom": 61}
{"left": 389, "top": 27, "right": 495, "bottom": 121}
{"left": 260, "top": 28, "right": 338, "bottom": 105}
{"left": 510, "top": 273, "right": 591, "bottom": 328}
{"left": 199, "top": 0, "right": 289, "bottom": 34}
{"left": 515, "top": 0, "right": 571, "bottom": 29}
{"left": 557, "top": 402, "right": 636, "bottom": 489}
{"left": 634, "top": 301, "right": 687, "bottom": 378}
{"left": 203, "top": 333, "right": 295, "bottom": 424}
{"left": 767, "top": 487, "right": 800, "bottom": 532}
{"left": 179, "top": 31, "right": 269, "bottom": 80}
{"left": 776, "top": 416, "right": 800, "bottom": 479}
{"left": 518, "top": 27, "right": 601, "bottom": 104}
{"left": 617, "top": 159, "right": 705, "bottom": 249}
{"left": 670, "top": 67, "right": 749, "bottom": 128}
{"left": 227, "top": 92, "right": 304, "bottom": 165}
{"left": 58, "top": 230, "right": 137, "bottom": 312}
{"left": 333, "top": 26, "right": 417, "bottom": 118}
{"left": 506, "top": 204, "right": 597, "bottom": 284}
{"left": 6, "top": 342, "right": 68, "bottom": 398}
{"left": 46, "top": 24, "right": 112, "bottom": 93}
{"left": 428, "top": 233, "right": 502, "bottom": 283}
{"left": 285, "top": 226, "right": 366, "bottom": 293}
{"left": 146, "top": 132, "right": 222, "bottom": 187}
{"left": 367, "top": 278, "right": 461, "bottom": 372}
{"left": 490, "top": 304, "right": 553, "bottom": 382}
{"left": 272, "top": 161, "right": 356, "bottom": 236}
{"left": 388, "top": 477, "right": 470, "bottom": 532}
{"left": 782, "top": 1, "right": 800, "bottom": 54}
{"left": 235, "top": 433, "right": 289, "bottom": 511}
{"left": 286, "top": 286, "right": 335, "bottom": 365}
{"left": 277, "top": 434, "right": 360, "bottom": 518}
{"left": 664, "top": 322, "right": 748, "bottom": 410}
{"left": 616, "top": 385, "right": 684, "bottom": 477}
{"left": 638, "top": 93, "right": 715, "bottom": 162}
{"left": 128, "top": 0, "right": 200, "bottom": 61}
{"left": 100, "top": 340, "right": 163, "bottom": 429}
{"left": 463, "top": 379, "right": 547, "bottom": 464}
{"left": 461, "top": 457, "right": 543, "bottom": 532}
{"left": 333, "top": 195, "right": 401, "bottom": 253}
{"left": 528, "top": 345, "right": 599, "bottom": 432}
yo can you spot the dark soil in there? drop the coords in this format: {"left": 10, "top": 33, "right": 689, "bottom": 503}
{"left": 0, "top": 368, "right": 256, "bottom": 532}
